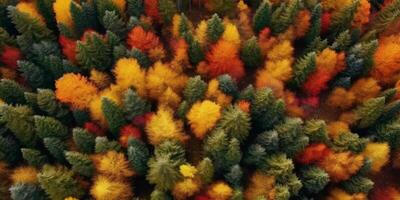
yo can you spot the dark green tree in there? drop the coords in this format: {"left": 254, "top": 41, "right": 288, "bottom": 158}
{"left": 43, "top": 137, "right": 67, "bottom": 163}
{"left": 123, "top": 89, "right": 151, "bottom": 120}
{"left": 9, "top": 183, "right": 47, "bottom": 200}
{"left": 21, "top": 148, "right": 48, "bottom": 168}
{"left": 65, "top": 151, "right": 94, "bottom": 177}
{"left": 196, "top": 157, "right": 214, "bottom": 184}
{"left": 217, "top": 105, "right": 250, "bottom": 143}
{"left": 34, "top": 116, "right": 68, "bottom": 139}
{"left": 0, "top": 79, "right": 26, "bottom": 105}
{"left": 206, "top": 14, "right": 224, "bottom": 43}
{"left": 300, "top": 166, "right": 330, "bottom": 194}
{"left": 241, "top": 36, "right": 263, "bottom": 69}
{"left": 251, "top": 88, "right": 285, "bottom": 131}
{"left": 127, "top": 0, "right": 144, "bottom": 17}
{"left": 102, "top": 97, "right": 126, "bottom": 137}
{"left": 287, "top": 52, "right": 316, "bottom": 89}
{"left": 95, "top": 136, "right": 122, "bottom": 153}
{"left": 183, "top": 76, "right": 207, "bottom": 104}
{"left": 217, "top": 74, "right": 238, "bottom": 97}
{"left": 76, "top": 32, "right": 113, "bottom": 70}
{"left": 253, "top": 1, "right": 271, "bottom": 33}
{"left": 270, "top": 0, "right": 300, "bottom": 34}
{"left": 341, "top": 175, "right": 374, "bottom": 194}
{"left": 158, "top": 0, "right": 176, "bottom": 24}
{"left": 127, "top": 138, "right": 150, "bottom": 176}
{"left": 72, "top": 128, "right": 96, "bottom": 154}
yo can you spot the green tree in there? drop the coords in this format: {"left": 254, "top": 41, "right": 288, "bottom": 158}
{"left": 73, "top": 128, "right": 96, "bottom": 154}
{"left": 43, "top": 137, "right": 67, "bottom": 163}
{"left": 10, "top": 183, "right": 47, "bottom": 200}
{"left": 183, "top": 76, "right": 207, "bottom": 104}
{"left": 21, "top": 148, "right": 48, "bottom": 168}
{"left": 287, "top": 52, "right": 317, "bottom": 89}
{"left": 253, "top": 1, "right": 271, "bottom": 33}
{"left": 300, "top": 166, "right": 330, "bottom": 194}
{"left": 207, "top": 14, "right": 224, "bottom": 43}
{"left": 127, "top": 0, "right": 144, "bottom": 17}
{"left": 217, "top": 105, "right": 250, "bottom": 143}
{"left": 65, "top": 151, "right": 94, "bottom": 177}
{"left": 102, "top": 98, "right": 126, "bottom": 137}
{"left": 0, "top": 79, "right": 26, "bottom": 105}
{"left": 123, "top": 89, "right": 151, "bottom": 120}
{"left": 127, "top": 138, "right": 150, "bottom": 176}
{"left": 34, "top": 116, "right": 68, "bottom": 139}
{"left": 241, "top": 36, "right": 263, "bottom": 69}
{"left": 158, "top": 0, "right": 176, "bottom": 24}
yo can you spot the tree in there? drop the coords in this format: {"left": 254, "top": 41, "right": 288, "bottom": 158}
{"left": 158, "top": 0, "right": 176, "bottom": 24}
{"left": 43, "top": 137, "right": 67, "bottom": 163}
{"left": 300, "top": 166, "right": 330, "bottom": 194}
{"left": 355, "top": 97, "right": 385, "bottom": 128}
{"left": 10, "top": 183, "right": 47, "bottom": 200}
{"left": 70, "top": 1, "right": 100, "bottom": 37}
{"left": 217, "top": 105, "right": 250, "bottom": 143}
{"left": 65, "top": 151, "right": 94, "bottom": 177}
{"left": 341, "top": 175, "right": 374, "bottom": 194}
{"left": 127, "top": 0, "right": 144, "bottom": 17}
{"left": 287, "top": 52, "right": 316, "bottom": 89}
{"left": 328, "top": 0, "right": 360, "bottom": 37}
{"left": 183, "top": 76, "right": 207, "bottom": 104}
{"left": 21, "top": 148, "right": 48, "bottom": 168}
{"left": 0, "top": 134, "right": 21, "bottom": 165}
{"left": 72, "top": 128, "right": 96, "bottom": 154}
{"left": 127, "top": 138, "right": 150, "bottom": 176}
{"left": 76, "top": 32, "right": 113, "bottom": 70}
{"left": 123, "top": 88, "right": 151, "bottom": 120}
{"left": 270, "top": 0, "right": 300, "bottom": 34}
{"left": 102, "top": 98, "right": 126, "bottom": 137}
{"left": 253, "top": 1, "right": 271, "bottom": 33}
{"left": 217, "top": 74, "right": 238, "bottom": 97}
{"left": 36, "top": 89, "right": 70, "bottom": 120}
{"left": 241, "top": 36, "right": 263, "bottom": 69}
{"left": 147, "top": 156, "right": 182, "bottom": 191}
{"left": 95, "top": 136, "right": 122, "bottom": 153}
{"left": 196, "top": 157, "right": 214, "bottom": 184}
{"left": 0, "top": 79, "right": 26, "bottom": 105}
{"left": 34, "top": 116, "right": 68, "bottom": 139}
{"left": 206, "top": 14, "right": 224, "bottom": 43}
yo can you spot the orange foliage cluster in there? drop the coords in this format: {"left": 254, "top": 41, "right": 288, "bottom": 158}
{"left": 144, "top": 0, "right": 160, "bottom": 22}
{"left": 317, "top": 151, "right": 364, "bottom": 182}
{"left": 296, "top": 143, "right": 331, "bottom": 164}
{"left": 205, "top": 40, "right": 245, "bottom": 81}
{"left": 352, "top": 0, "right": 371, "bottom": 27}
{"left": 127, "top": 26, "right": 162, "bottom": 53}
{"left": 371, "top": 34, "right": 400, "bottom": 84}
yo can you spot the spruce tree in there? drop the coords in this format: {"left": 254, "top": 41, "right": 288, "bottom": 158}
{"left": 102, "top": 97, "right": 126, "bottom": 137}
{"left": 251, "top": 88, "right": 285, "bottom": 131}
{"left": 9, "top": 183, "right": 47, "bottom": 200}
{"left": 196, "top": 157, "right": 214, "bottom": 184}
{"left": 206, "top": 14, "right": 224, "bottom": 43}
{"left": 369, "top": 0, "right": 400, "bottom": 33}
{"left": 355, "top": 97, "right": 385, "bottom": 129}
{"left": 76, "top": 32, "right": 113, "bottom": 71}
{"left": 255, "top": 130, "right": 279, "bottom": 152}
{"left": 328, "top": 0, "right": 360, "bottom": 37}
{"left": 183, "top": 76, "right": 207, "bottom": 104}
{"left": 241, "top": 36, "right": 263, "bottom": 69}
{"left": 65, "top": 151, "right": 94, "bottom": 177}
{"left": 304, "top": 4, "right": 322, "bottom": 45}
{"left": 147, "top": 156, "right": 182, "bottom": 191}
{"left": 217, "top": 74, "right": 238, "bottom": 97}
{"left": 341, "top": 175, "right": 374, "bottom": 194}
{"left": 70, "top": 1, "right": 100, "bottom": 37}
{"left": 72, "top": 128, "right": 96, "bottom": 154}
{"left": 95, "top": 0, "right": 120, "bottom": 25}
{"left": 303, "top": 119, "right": 329, "bottom": 143}
{"left": 18, "top": 61, "right": 48, "bottom": 89}
{"left": 331, "top": 132, "right": 368, "bottom": 153}
{"left": 0, "top": 134, "right": 21, "bottom": 165}
{"left": 275, "top": 118, "right": 309, "bottom": 157}
{"left": 158, "top": 0, "right": 176, "bottom": 24}
{"left": 225, "top": 165, "right": 243, "bottom": 187}
{"left": 36, "top": 89, "right": 70, "bottom": 120}
{"left": 253, "top": 1, "right": 271, "bottom": 33}
{"left": 103, "top": 10, "right": 127, "bottom": 38}
{"left": 261, "top": 153, "right": 294, "bottom": 177}
{"left": 300, "top": 166, "right": 330, "bottom": 194}
{"left": 127, "top": 138, "right": 150, "bottom": 176}
{"left": 21, "top": 148, "right": 48, "bottom": 168}
{"left": 270, "top": 0, "right": 300, "bottom": 34}
{"left": 95, "top": 136, "right": 122, "bottom": 153}
{"left": 217, "top": 105, "right": 251, "bottom": 143}
{"left": 287, "top": 52, "right": 317, "bottom": 89}
{"left": 188, "top": 39, "right": 204, "bottom": 65}
{"left": 331, "top": 30, "right": 352, "bottom": 51}
{"left": 123, "top": 89, "right": 151, "bottom": 120}
{"left": 0, "top": 79, "right": 26, "bottom": 105}
{"left": 34, "top": 116, "right": 68, "bottom": 139}
{"left": 374, "top": 116, "right": 400, "bottom": 149}
{"left": 43, "top": 137, "right": 67, "bottom": 163}
{"left": 127, "top": 0, "right": 144, "bottom": 17}
{"left": 38, "top": 165, "right": 84, "bottom": 200}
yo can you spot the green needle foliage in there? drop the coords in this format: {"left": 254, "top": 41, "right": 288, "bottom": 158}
{"left": 251, "top": 88, "right": 285, "bottom": 131}
{"left": 76, "top": 32, "right": 113, "bottom": 71}
{"left": 34, "top": 116, "right": 68, "bottom": 139}
{"left": 95, "top": 136, "right": 122, "bottom": 153}
{"left": 65, "top": 151, "right": 95, "bottom": 177}
{"left": 341, "top": 175, "right": 374, "bottom": 194}
{"left": 0, "top": 79, "right": 26, "bottom": 105}
{"left": 288, "top": 52, "right": 317, "bottom": 89}
{"left": 300, "top": 166, "right": 330, "bottom": 194}
{"left": 102, "top": 97, "right": 126, "bottom": 137}
{"left": 270, "top": 0, "right": 300, "bottom": 34}
{"left": 183, "top": 76, "right": 207, "bottom": 104}
{"left": 241, "top": 36, "right": 263, "bottom": 69}
{"left": 43, "top": 137, "right": 67, "bottom": 162}
{"left": 217, "top": 105, "right": 251, "bottom": 143}
{"left": 127, "top": 138, "right": 150, "bottom": 176}
{"left": 123, "top": 88, "right": 151, "bottom": 120}
{"left": 21, "top": 148, "right": 48, "bottom": 168}
{"left": 158, "top": 0, "right": 177, "bottom": 24}
{"left": 10, "top": 183, "right": 47, "bottom": 200}
{"left": 207, "top": 14, "right": 224, "bottom": 43}
{"left": 253, "top": 1, "right": 271, "bottom": 33}
{"left": 73, "top": 128, "right": 96, "bottom": 154}
{"left": 196, "top": 157, "right": 214, "bottom": 184}
{"left": 127, "top": 0, "right": 144, "bottom": 17}
{"left": 355, "top": 97, "right": 385, "bottom": 129}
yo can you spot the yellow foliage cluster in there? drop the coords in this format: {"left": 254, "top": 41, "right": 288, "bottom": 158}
{"left": 159, "top": 87, "right": 182, "bottom": 109}
{"left": 64, "top": 197, "right": 79, "bottom": 200}
{"left": 172, "top": 178, "right": 201, "bottom": 200}
{"left": 90, "top": 175, "right": 133, "bottom": 200}
{"left": 349, "top": 78, "right": 381, "bottom": 103}
{"left": 327, "top": 87, "right": 356, "bottom": 110}
{"left": 90, "top": 69, "right": 111, "bottom": 89}
{"left": 207, "top": 181, "right": 234, "bottom": 200}
{"left": 321, "top": 0, "right": 353, "bottom": 13}
{"left": 10, "top": 166, "right": 38, "bottom": 184}
{"left": 372, "top": 34, "right": 400, "bottom": 84}
{"left": 222, "top": 23, "right": 241, "bottom": 47}
{"left": 187, "top": 100, "right": 221, "bottom": 139}
{"left": 145, "top": 107, "right": 187, "bottom": 145}
{"left": 179, "top": 164, "right": 197, "bottom": 178}
{"left": 245, "top": 171, "right": 276, "bottom": 200}
{"left": 264, "top": 59, "right": 293, "bottom": 82}
{"left": 16, "top": 1, "right": 45, "bottom": 24}
{"left": 362, "top": 142, "right": 390, "bottom": 173}
{"left": 318, "top": 151, "right": 364, "bottom": 182}
{"left": 53, "top": 0, "right": 73, "bottom": 29}
{"left": 55, "top": 73, "right": 99, "bottom": 110}
{"left": 206, "top": 79, "right": 233, "bottom": 106}
{"left": 326, "top": 188, "right": 367, "bottom": 200}
{"left": 93, "top": 151, "right": 135, "bottom": 180}
{"left": 113, "top": 58, "right": 147, "bottom": 97}
{"left": 195, "top": 20, "right": 208, "bottom": 45}
{"left": 327, "top": 121, "right": 350, "bottom": 139}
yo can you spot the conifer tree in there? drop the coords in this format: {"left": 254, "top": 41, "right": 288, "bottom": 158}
{"left": 35, "top": 0, "right": 57, "bottom": 31}
{"left": 70, "top": 1, "right": 100, "bottom": 37}
{"left": 270, "top": 0, "right": 300, "bottom": 34}
{"left": 95, "top": 136, "right": 122, "bottom": 153}
{"left": 277, "top": 173, "right": 302, "bottom": 196}
{"left": 102, "top": 98, "right": 126, "bottom": 137}
{"left": 65, "top": 151, "right": 94, "bottom": 177}
{"left": 95, "top": 0, "right": 120, "bottom": 25}
{"left": 38, "top": 165, "right": 84, "bottom": 200}
{"left": 303, "top": 119, "right": 329, "bottom": 143}
{"left": 374, "top": 116, "right": 400, "bottom": 149}
{"left": 0, "top": 105, "right": 37, "bottom": 147}
{"left": 331, "top": 30, "right": 352, "bottom": 51}
{"left": 24, "top": 92, "right": 40, "bottom": 113}
{"left": 34, "top": 116, "right": 68, "bottom": 139}
{"left": 43, "top": 137, "right": 67, "bottom": 163}
{"left": 123, "top": 89, "right": 151, "bottom": 120}
{"left": 304, "top": 4, "right": 321, "bottom": 44}
{"left": 0, "top": 79, "right": 26, "bottom": 105}
{"left": 355, "top": 97, "right": 385, "bottom": 128}
{"left": 127, "top": 0, "right": 144, "bottom": 17}
{"left": 287, "top": 52, "right": 316, "bottom": 89}
{"left": 217, "top": 74, "right": 238, "bottom": 97}
{"left": 276, "top": 118, "right": 309, "bottom": 157}
{"left": 261, "top": 153, "right": 294, "bottom": 177}
{"left": 188, "top": 39, "right": 204, "bottom": 65}
{"left": 76, "top": 32, "right": 113, "bottom": 71}
{"left": 328, "top": 0, "right": 360, "bottom": 37}
{"left": 207, "top": 14, "right": 224, "bottom": 43}
{"left": 158, "top": 0, "right": 176, "bottom": 24}
{"left": 331, "top": 132, "right": 368, "bottom": 153}
{"left": 217, "top": 105, "right": 251, "bottom": 143}
{"left": 73, "top": 128, "right": 96, "bottom": 154}
{"left": 147, "top": 156, "right": 182, "bottom": 191}
{"left": 300, "top": 166, "right": 330, "bottom": 194}
{"left": 9, "top": 183, "right": 47, "bottom": 200}
{"left": 253, "top": 1, "right": 271, "bottom": 33}
{"left": 239, "top": 85, "right": 255, "bottom": 101}
{"left": 197, "top": 157, "right": 214, "bottom": 184}
{"left": 369, "top": 0, "right": 400, "bottom": 33}
{"left": 103, "top": 11, "right": 127, "bottom": 38}
{"left": 183, "top": 76, "right": 207, "bottom": 104}
{"left": 341, "top": 175, "right": 374, "bottom": 194}
{"left": 241, "top": 36, "right": 263, "bottom": 69}
{"left": 151, "top": 189, "right": 172, "bottom": 200}
{"left": 21, "top": 148, "right": 48, "bottom": 168}
{"left": 0, "top": 134, "right": 21, "bottom": 165}
{"left": 251, "top": 88, "right": 285, "bottom": 131}
{"left": 225, "top": 165, "right": 243, "bottom": 187}
{"left": 255, "top": 130, "right": 279, "bottom": 152}
{"left": 127, "top": 138, "right": 150, "bottom": 176}
{"left": 18, "top": 61, "right": 48, "bottom": 89}
{"left": 36, "top": 89, "right": 70, "bottom": 120}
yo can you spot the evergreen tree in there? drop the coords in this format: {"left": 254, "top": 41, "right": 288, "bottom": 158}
{"left": 373, "top": 116, "right": 400, "bottom": 149}
{"left": 188, "top": 39, "right": 204, "bottom": 65}
{"left": 277, "top": 173, "right": 302, "bottom": 196}
{"left": 196, "top": 157, "right": 214, "bottom": 184}
{"left": 0, "top": 79, "right": 26, "bottom": 105}
{"left": 18, "top": 61, "right": 48, "bottom": 89}
{"left": 238, "top": 85, "right": 255, "bottom": 101}
{"left": 225, "top": 165, "right": 243, "bottom": 187}
{"left": 275, "top": 184, "right": 290, "bottom": 200}
{"left": 341, "top": 175, "right": 374, "bottom": 194}
{"left": 102, "top": 98, "right": 126, "bottom": 137}
{"left": 287, "top": 52, "right": 317, "bottom": 89}
{"left": 207, "top": 14, "right": 224, "bottom": 43}
{"left": 70, "top": 1, "right": 100, "bottom": 37}
{"left": 21, "top": 148, "right": 48, "bottom": 168}
{"left": 38, "top": 165, "right": 84, "bottom": 200}
{"left": 253, "top": 1, "right": 271, "bottom": 33}
{"left": 255, "top": 130, "right": 279, "bottom": 152}
{"left": 270, "top": 0, "right": 300, "bottom": 34}
{"left": 95, "top": 136, "right": 122, "bottom": 153}
{"left": 9, "top": 183, "right": 47, "bottom": 200}
{"left": 183, "top": 76, "right": 207, "bottom": 104}
{"left": 331, "top": 132, "right": 368, "bottom": 153}
{"left": 0, "top": 27, "right": 16, "bottom": 47}
{"left": 304, "top": 4, "right": 322, "bottom": 45}
{"left": 95, "top": 0, "right": 120, "bottom": 24}
{"left": 0, "top": 134, "right": 21, "bottom": 165}
{"left": 127, "top": 138, "right": 150, "bottom": 176}
{"left": 303, "top": 119, "right": 329, "bottom": 143}
{"left": 355, "top": 97, "right": 385, "bottom": 129}
{"left": 150, "top": 189, "right": 172, "bottom": 200}
{"left": 217, "top": 74, "right": 238, "bottom": 97}
{"left": 127, "top": 0, "right": 144, "bottom": 17}
{"left": 43, "top": 137, "right": 67, "bottom": 163}
{"left": 123, "top": 89, "right": 151, "bottom": 120}
{"left": 331, "top": 30, "right": 352, "bottom": 51}
{"left": 24, "top": 92, "right": 40, "bottom": 113}
{"left": 36, "top": 89, "right": 70, "bottom": 120}
{"left": 241, "top": 36, "right": 263, "bottom": 69}
{"left": 328, "top": 0, "right": 359, "bottom": 37}
{"left": 65, "top": 151, "right": 94, "bottom": 177}
{"left": 276, "top": 118, "right": 309, "bottom": 157}
{"left": 103, "top": 10, "right": 127, "bottom": 38}
{"left": 76, "top": 32, "right": 113, "bottom": 71}
{"left": 251, "top": 88, "right": 285, "bottom": 131}
{"left": 34, "top": 116, "right": 68, "bottom": 139}
{"left": 303, "top": 36, "right": 328, "bottom": 55}
{"left": 300, "top": 166, "right": 330, "bottom": 194}
{"left": 154, "top": 140, "right": 186, "bottom": 163}
{"left": 217, "top": 105, "right": 251, "bottom": 143}
{"left": 176, "top": 101, "right": 190, "bottom": 119}
{"left": 35, "top": 0, "right": 56, "bottom": 30}
{"left": 261, "top": 153, "right": 294, "bottom": 177}
{"left": 0, "top": 105, "right": 37, "bottom": 147}
{"left": 72, "top": 128, "right": 96, "bottom": 154}
{"left": 369, "top": 0, "right": 400, "bottom": 33}
{"left": 147, "top": 156, "right": 182, "bottom": 191}
{"left": 244, "top": 144, "right": 267, "bottom": 167}
{"left": 158, "top": 0, "right": 176, "bottom": 24}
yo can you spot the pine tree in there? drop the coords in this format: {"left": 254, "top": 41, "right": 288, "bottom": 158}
{"left": 38, "top": 165, "right": 84, "bottom": 200}
{"left": 188, "top": 39, "right": 204, "bottom": 65}
{"left": 303, "top": 119, "right": 329, "bottom": 143}
{"left": 241, "top": 36, "right": 263, "bottom": 69}
{"left": 147, "top": 156, "right": 182, "bottom": 191}
{"left": 21, "top": 148, "right": 48, "bottom": 168}
{"left": 183, "top": 76, "right": 207, "bottom": 104}
{"left": 9, "top": 183, "right": 47, "bottom": 200}
{"left": 253, "top": 1, "right": 271, "bottom": 33}
{"left": 369, "top": 0, "right": 400, "bottom": 33}
{"left": 304, "top": 4, "right": 321, "bottom": 44}
{"left": 277, "top": 173, "right": 302, "bottom": 196}
{"left": 217, "top": 74, "right": 238, "bottom": 97}
{"left": 18, "top": 60, "right": 48, "bottom": 89}
{"left": 275, "top": 184, "right": 290, "bottom": 200}
{"left": 34, "top": 116, "right": 68, "bottom": 139}
{"left": 95, "top": 0, "right": 120, "bottom": 24}
{"left": 207, "top": 14, "right": 224, "bottom": 43}
{"left": 103, "top": 10, "right": 127, "bottom": 38}
{"left": 355, "top": 97, "right": 385, "bottom": 128}
{"left": 255, "top": 130, "right": 279, "bottom": 152}
{"left": 0, "top": 105, "right": 37, "bottom": 147}
{"left": 204, "top": 130, "right": 229, "bottom": 171}
{"left": 270, "top": 0, "right": 300, "bottom": 34}
{"left": 244, "top": 144, "right": 267, "bottom": 167}
{"left": 341, "top": 175, "right": 374, "bottom": 194}
{"left": 331, "top": 30, "right": 352, "bottom": 51}
{"left": 287, "top": 52, "right": 316, "bottom": 89}
{"left": 331, "top": 132, "right": 368, "bottom": 153}
{"left": 43, "top": 137, "right": 67, "bottom": 163}
{"left": 76, "top": 32, "right": 113, "bottom": 71}
{"left": 176, "top": 100, "right": 190, "bottom": 119}
{"left": 158, "top": 0, "right": 176, "bottom": 24}
{"left": 72, "top": 110, "right": 90, "bottom": 126}
{"left": 70, "top": 1, "right": 100, "bottom": 37}
{"left": 0, "top": 134, "right": 21, "bottom": 165}
{"left": 261, "top": 153, "right": 294, "bottom": 177}
{"left": 73, "top": 128, "right": 96, "bottom": 154}
{"left": 374, "top": 116, "right": 400, "bottom": 149}
{"left": 225, "top": 165, "right": 243, "bottom": 187}
{"left": 303, "top": 36, "right": 328, "bottom": 55}
{"left": 151, "top": 189, "right": 173, "bottom": 200}
{"left": 37, "top": 89, "right": 70, "bottom": 120}
{"left": 0, "top": 27, "right": 16, "bottom": 47}
{"left": 127, "top": 48, "right": 152, "bottom": 68}
{"left": 0, "top": 79, "right": 26, "bottom": 105}
{"left": 154, "top": 140, "right": 186, "bottom": 163}
{"left": 239, "top": 85, "right": 255, "bottom": 101}
{"left": 251, "top": 88, "right": 285, "bottom": 131}
{"left": 95, "top": 136, "right": 122, "bottom": 153}
{"left": 328, "top": 0, "right": 360, "bottom": 37}
{"left": 127, "top": 0, "right": 144, "bottom": 17}
{"left": 300, "top": 166, "right": 330, "bottom": 194}
{"left": 217, "top": 105, "right": 251, "bottom": 143}
{"left": 225, "top": 138, "right": 242, "bottom": 169}
{"left": 380, "top": 88, "right": 397, "bottom": 103}
{"left": 65, "top": 151, "right": 94, "bottom": 177}
{"left": 276, "top": 118, "right": 309, "bottom": 157}
{"left": 123, "top": 89, "right": 151, "bottom": 120}
{"left": 196, "top": 157, "right": 214, "bottom": 184}
{"left": 375, "top": 99, "right": 400, "bottom": 124}
{"left": 102, "top": 98, "right": 126, "bottom": 137}
{"left": 127, "top": 138, "right": 150, "bottom": 176}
